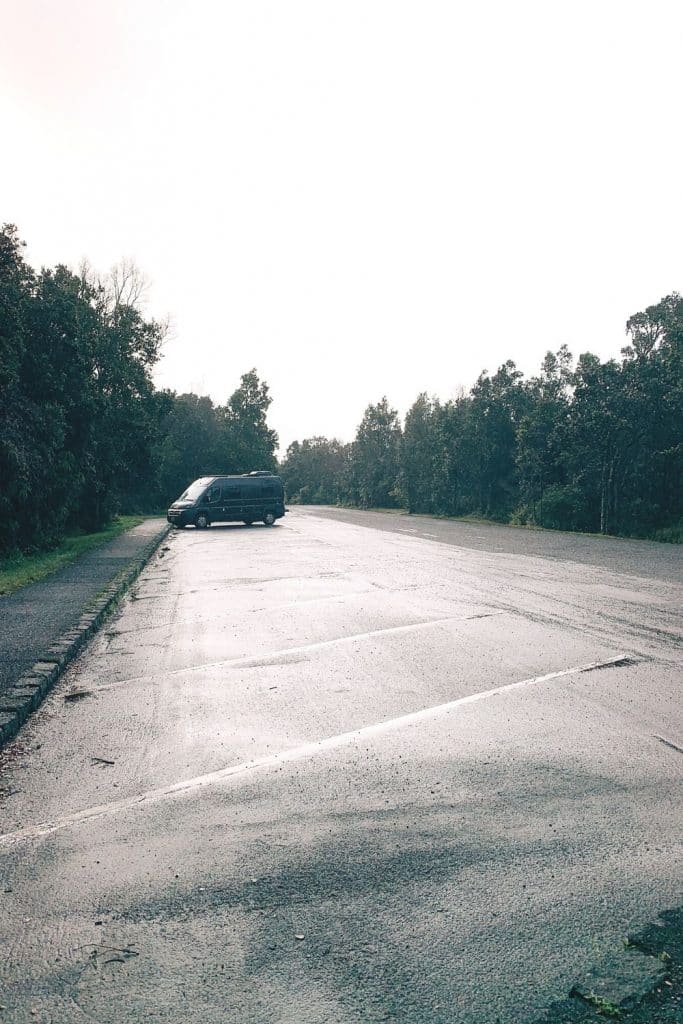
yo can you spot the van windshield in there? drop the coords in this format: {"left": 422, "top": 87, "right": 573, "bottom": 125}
{"left": 178, "top": 478, "right": 212, "bottom": 502}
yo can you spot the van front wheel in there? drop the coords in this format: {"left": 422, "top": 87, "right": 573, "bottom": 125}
{"left": 195, "top": 513, "right": 209, "bottom": 529}
{"left": 263, "top": 512, "right": 275, "bottom": 526}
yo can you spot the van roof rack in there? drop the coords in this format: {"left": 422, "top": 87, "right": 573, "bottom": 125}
{"left": 243, "top": 470, "right": 274, "bottom": 477}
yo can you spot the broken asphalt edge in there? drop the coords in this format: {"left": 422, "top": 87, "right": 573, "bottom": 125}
{"left": 0, "top": 524, "right": 170, "bottom": 751}
{"left": 533, "top": 906, "right": 682, "bottom": 1022}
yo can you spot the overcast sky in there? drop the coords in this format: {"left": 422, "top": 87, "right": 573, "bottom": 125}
{"left": 2, "top": 0, "right": 682, "bottom": 452}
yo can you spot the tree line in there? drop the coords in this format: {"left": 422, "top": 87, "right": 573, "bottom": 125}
{"left": 281, "top": 296, "right": 682, "bottom": 540}
{"left": 0, "top": 225, "right": 278, "bottom": 556}
{"left": 3, "top": 222, "right": 680, "bottom": 553}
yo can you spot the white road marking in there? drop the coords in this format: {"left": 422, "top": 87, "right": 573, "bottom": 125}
{"left": 0, "top": 654, "right": 630, "bottom": 846}
{"left": 654, "top": 734, "right": 683, "bottom": 754}
{"left": 86, "top": 613, "right": 506, "bottom": 693}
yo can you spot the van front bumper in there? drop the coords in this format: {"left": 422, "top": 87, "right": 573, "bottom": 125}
{"left": 167, "top": 508, "right": 190, "bottom": 526}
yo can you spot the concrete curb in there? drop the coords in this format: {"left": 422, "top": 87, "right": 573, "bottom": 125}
{"left": 0, "top": 525, "right": 170, "bottom": 750}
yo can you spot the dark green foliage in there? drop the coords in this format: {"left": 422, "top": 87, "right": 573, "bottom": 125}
{"left": 350, "top": 397, "right": 402, "bottom": 508}
{"left": 516, "top": 346, "right": 573, "bottom": 524}
{"left": 0, "top": 226, "right": 279, "bottom": 555}
{"left": 0, "top": 226, "right": 166, "bottom": 553}
{"left": 535, "top": 484, "right": 592, "bottom": 533}
{"left": 280, "top": 437, "right": 351, "bottom": 505}
{"left": 399, "top": 394, "right": 437, "bottom": 513}
{"left": 153, "top": 392, "right": 222, "bottom": 507}
{"left": 220, "top": 370, "right": 279, "bottom": 475}
{"left": 4, "top": 219, "right": 678, "bottom": 548}
{"left": 281, "top": 297, "right": 683, "bottom": 540}
{"left": 468, "top": 361, "right": 528, "bottom": 519}
{"left": 151, "top": 372, "right": 279, "bottom": 507}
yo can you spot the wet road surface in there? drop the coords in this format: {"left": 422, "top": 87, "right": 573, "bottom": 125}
{"left": 0, "top": 509, "right": 681, "bottom": 1022}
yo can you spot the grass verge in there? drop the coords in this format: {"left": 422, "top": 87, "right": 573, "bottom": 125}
{"left": 0, "top": 516, "right": 146, "bottom": 597}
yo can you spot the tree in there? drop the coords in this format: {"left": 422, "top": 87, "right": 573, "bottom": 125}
{"left": 399, "top": 393, "right": 437, "bottom": 513}
{"left": 351, "top": 398, "right": 402, "bottom": 508}
{"left": 429, "top": 395, "right": 472, "bottom": 516}
{"left": 618, "top": 294, "right": 683, "bottom": 533}
{"left": 624, "top": 292, "right": 683, "bottom": 361}
{"left": 280, "top": 437, "right": 350, "bottom": 504}
{"left": 153, "top": 392, "right": 221, "bottom": 505}
{"left": 468, "top": 361, "right": 527, "bottom": 518}
{"left": 79, "top": 261, "right": 166, "bottom": 527}
{"left": 0, "top": 225, "right": 37, "bottom": 551}
{"left": 516, "top": 346, "right": 573, "bottom": 524}
{"left": 219, "top": 369, "right": 278, "bottom": 473}
{"left": 0, "top": 226, "right": 166, "bottom": 550}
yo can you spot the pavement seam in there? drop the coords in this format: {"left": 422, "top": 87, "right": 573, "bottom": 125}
{"left": 0, "top": 525, "right": 170, "bottom": 751}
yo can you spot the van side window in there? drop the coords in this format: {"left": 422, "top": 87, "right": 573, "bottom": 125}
{"left": 223, "top": 483, "right": 241, "bottom": 498}
{"left": 206, "top": 485, "right": 221, "bottom": 503}
{"left": 263, "top": 482, "right": 277, "bottom": 497}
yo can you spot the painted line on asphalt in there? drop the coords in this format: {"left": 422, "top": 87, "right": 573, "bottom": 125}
{"left": 0, "top": 654, "right": 630, "bottom": 847}
{"left": 84, "top": 613, "right": 507, "bottom": 693}
{"left": 654, "top": 734, "right": 683, "bottom": 755}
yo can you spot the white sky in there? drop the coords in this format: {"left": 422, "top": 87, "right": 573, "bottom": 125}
{"left": 2, "top": 0, "right": 682, "bottom": 452}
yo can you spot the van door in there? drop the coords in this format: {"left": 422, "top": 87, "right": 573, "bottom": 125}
{"left": 205, "top": 482, "right": 224, "bottom": 522}
{"left": 242, "top": 479, "right": 261, "bottom": 522}
{"left": 221, "top": 481, "right": 241, "bottom": 520}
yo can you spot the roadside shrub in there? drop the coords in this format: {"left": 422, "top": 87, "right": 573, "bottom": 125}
{"left": 650, "top": 521, "right": 683, "bottom": 543}
{"left": 510, "top": 505, "right": 532, "bottom": 526}
{"left": 537, "top": 484, "right": 593, "bottom": 532}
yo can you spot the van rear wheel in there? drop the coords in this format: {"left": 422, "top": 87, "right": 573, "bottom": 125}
{"left": 263, "top": 512, "right": 275, "bottom": 526}
{"left": 195, "top": 513, "right": 209, "bottom": 529}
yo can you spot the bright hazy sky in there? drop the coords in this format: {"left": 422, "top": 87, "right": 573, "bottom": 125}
{"left": 2, "top": 1, "right": 682, "bottom": 452}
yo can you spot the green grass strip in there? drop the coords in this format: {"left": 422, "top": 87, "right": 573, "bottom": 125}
{"left": 0, "top": 516, "right": 146, "bottom": 597}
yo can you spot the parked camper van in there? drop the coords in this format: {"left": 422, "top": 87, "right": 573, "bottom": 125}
{"left": 167, "top": 472, "right": 286, "bottom": 528}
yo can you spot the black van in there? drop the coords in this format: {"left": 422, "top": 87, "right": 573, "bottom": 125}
{"left": 167, "top": 472, "right": 286, "bottom": 529}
